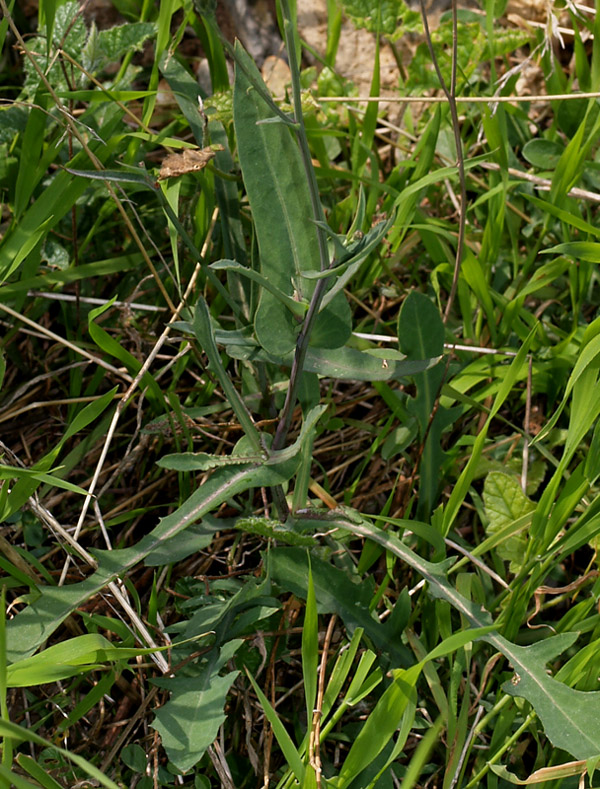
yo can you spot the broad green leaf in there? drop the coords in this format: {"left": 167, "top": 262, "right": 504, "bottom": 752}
{"left": 340, "top": 0, "right": 420, "bottom": 35}
{"left": 226, "top": 341, "right": 439, "bottom": 381}
{"left": 522, "top": 139, "right": 564, "bottom": 169}
{"left": 268, "top": 547, "right": 412, "bottom": 666}
{"left": 233, "top": 41, "right": 351, "bottom": 355}
{"left": 235, "top": 516, "right": 315, "bottom": 546}
{"left": 6, "top": 406, "right": 325, "bottom": 661}
{"left": 159, "top": 51, "right": 206, "bottom": 147}
{"left": 157, "top": 452, "right": 264, "bottom": 471}
{"left": 6, "top": 459, "right": 299, "bottom": 661}
{"left": 152, "top": 641, "right": 241, "bottom": 773}
{"left": 138, "top": 519, "right": 220, "bottom": 565}
{"left": 210, "top": 259, "right": 307, "bottom": 317}
{"left": 483, "top": 472, "right": 534, "bottom": 572}
{"left": 95, "top": 22, "right": 156, "bottom": 63}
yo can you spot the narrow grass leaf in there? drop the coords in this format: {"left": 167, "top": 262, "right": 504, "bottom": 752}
{"left": 211, "top": 259, "right": 307, "bottom": 316}
{"left": 335, "top": 667, "right": 420, "bottom": 787}
{"left": 442, "top": 325, "right": 536, "bottom": 533}
{"left": 0, "top": 108, "right": 125, "bottom": 280}
{"left": 527, "top": 195, "right": 600, "bottom": 238}
{"left": 491, "top": 758, "right": 593, "bottom": 784}
{"left": 193, "top": 297, "right": 263, "bottom": 453}
{"left": 0, "top": 768, "right": 39, "bottom": 789}
{"left": 302, "top": 560, "right": 319, "bottom": 724}
{"left": 542, "top": 241, "right": 600, "bottom": 261}
{"left": 6, "top": 633, "right": 169, "bottom": 687}
{"left": 321, "top": 628, "right": 364, "bottom": 719}
{"left": 246, "top": 670, "right": 306, "bottom": 784}
{"left": 15, "top": 755, "right": 64, "bottom": 789}
{"left": 0, "top": 466, "right": 88, "bottom": 497}
{"left": 0, "top": 720, "right": 120, "bottom": 788}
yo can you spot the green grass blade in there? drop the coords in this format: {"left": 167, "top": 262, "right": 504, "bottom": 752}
{"left": 442, "top": 325, "right": 536, "bottom": 533}
{"left": 0, "top": 720, "right": 119, "bottom": 789}
{"left": 302, "top": 560, "right": 318, "bottom": 725}
{"left": 15, "top": 755, "right": 64, "bottom": 789}
{"left": 246, "top": 670, "right": 306, "bottom": 784}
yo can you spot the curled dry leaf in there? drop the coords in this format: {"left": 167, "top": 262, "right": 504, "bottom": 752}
{"left": 158, "top": 145, "right": 224, "bottom": 180}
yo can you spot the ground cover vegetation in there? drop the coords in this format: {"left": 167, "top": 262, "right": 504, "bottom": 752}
{"left": 1, "top": 0, "right": 600, "bottom": 785}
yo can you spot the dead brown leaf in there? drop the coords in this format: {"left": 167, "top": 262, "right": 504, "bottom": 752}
{"left": 158, "top": 145, "right": 224, "bottom": 180}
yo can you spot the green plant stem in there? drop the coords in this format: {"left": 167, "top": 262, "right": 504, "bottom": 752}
{"left": 464, "top": 710, "right": 536, "bottom": 787}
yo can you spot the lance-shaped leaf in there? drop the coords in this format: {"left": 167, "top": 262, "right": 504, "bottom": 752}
{"left": 174, "top": 322, "right": 440, "bottom": 381}
{"left": 226, "top": 341, "right": 440, "bottom": 381}
{"left": 6, "top": 404, "right": 325, "bottom": 662}
{"left": 233, "top": 40, "right": 351, "bottom": 355}
{"left": 5, "top": 458, "right": 298, "bottom": 662}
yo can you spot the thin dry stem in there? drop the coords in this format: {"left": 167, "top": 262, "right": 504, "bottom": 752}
{"left": 309, "top": 614, "right": 337, "bottom": 788}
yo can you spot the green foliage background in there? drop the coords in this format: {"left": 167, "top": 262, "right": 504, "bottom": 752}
{"left": 2, "top": 0, "right": 600, "bottom": 786}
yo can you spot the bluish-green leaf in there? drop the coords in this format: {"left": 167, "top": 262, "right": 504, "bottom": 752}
{"left": 152, "top": 641, "right": 241, "bottom": 773}
{"left": 233, "top": 41, "right": 351, "bottom": 355}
